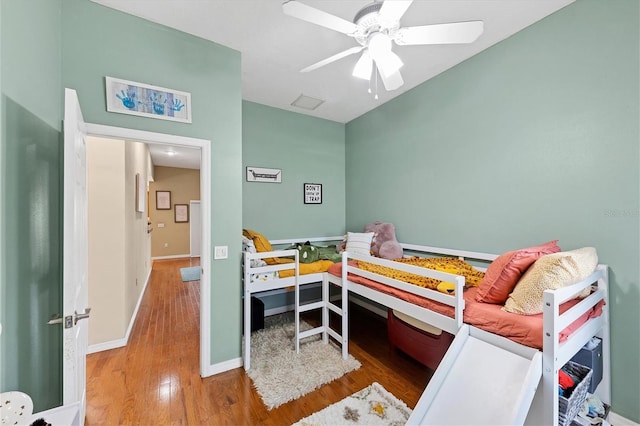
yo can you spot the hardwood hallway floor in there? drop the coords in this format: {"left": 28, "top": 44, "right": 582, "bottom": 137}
{"left": 86, "top": 258, "right": 432, "bottom": 425}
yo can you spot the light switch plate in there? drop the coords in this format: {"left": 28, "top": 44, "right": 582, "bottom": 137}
{"left": 214, "top": 246, "right": 228, "bottom": 260}
{"left": 158, "top": 223, "right": 165, "bottom": 228}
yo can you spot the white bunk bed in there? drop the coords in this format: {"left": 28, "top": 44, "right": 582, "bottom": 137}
{"left": 242, "top": 239, "right": 610, "bottom": 426}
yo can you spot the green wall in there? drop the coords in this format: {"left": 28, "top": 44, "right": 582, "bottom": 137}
{"left": 346, "top": 0, "right": 639, "bottom": 421}
{"left": 242, "top": 101, "right": 345, "bottom": 238}
{"left": 61, "top": 0, "right": 243, "bottom": 365}
{"left": 1, "top": 0, "right": 64, "bottom": 412}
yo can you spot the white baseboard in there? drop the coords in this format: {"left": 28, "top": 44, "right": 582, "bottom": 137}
{"left": 609, "top": 411, "right": 640, "bottom": 426}
{"left": 87, "top": 268, "right": 152, "bottom": 355}
{"left": 203, "top": 357, "right": 243, "bottom": 377}
{"left": 87, "top": 337, "right": 127, "bottom": 354}
{"left": 152, "top": 254, "right": 191, "bottom": 260}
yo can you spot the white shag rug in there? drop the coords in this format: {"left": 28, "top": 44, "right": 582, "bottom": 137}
{"left": 246, "top": 313, "right": 361, "bottom": 410}
{"left": 293, "top": 382, "right": 412, "bottom": 426}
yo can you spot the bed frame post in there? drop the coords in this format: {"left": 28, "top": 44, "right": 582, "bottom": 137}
{"left": 596, "top": 265, "right": 611, "bottom": 405}
{"left": 341, "top": 251, "right": 349, "bottom": 360}
{"left": 322, "top": 273, "right": 329, "bottom": 344}
{"left": 543, "top": 289, "right": 560, "bottom": 426}
{"left": 294, "top": 251, "right": 300, "bottom": 353}
{"left": 243, "top": 251, "right": 252, "bottom": 370}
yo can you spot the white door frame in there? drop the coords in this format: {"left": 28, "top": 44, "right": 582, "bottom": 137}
{"left": 189, "top": 200, "right": 201, "bottom": 258}
{"left": 84, "top": 123, "right": 212, "bottom": 377}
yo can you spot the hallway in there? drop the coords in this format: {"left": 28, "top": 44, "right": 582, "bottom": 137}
{"left": 86, "top": 258, "right": 203, "bottom": 424}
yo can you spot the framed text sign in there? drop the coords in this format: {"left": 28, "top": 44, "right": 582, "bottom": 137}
{"left": 304, "top": 183, "right": 322, "bottom": 204}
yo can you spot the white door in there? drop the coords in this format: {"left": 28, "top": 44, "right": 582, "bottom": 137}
{"left": 190, "top": 200, "right": 201, "bottom": 257}
{"left": 62, "top": 88, "right": 90, "bottom": 422}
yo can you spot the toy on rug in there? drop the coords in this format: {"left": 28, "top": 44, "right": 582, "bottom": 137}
{"left": 364, "top": 221, "right": 403, "bottom": 260}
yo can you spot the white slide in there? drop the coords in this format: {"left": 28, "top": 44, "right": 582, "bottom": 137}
{"left": 407, "top": 325, "right": 542, "bottom": 425}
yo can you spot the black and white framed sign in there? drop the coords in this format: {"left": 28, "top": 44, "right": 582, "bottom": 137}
{"left": 246, "top": 166, "right": 282, "bottom": 183}
{"left": 304, "top": 183, "right": 322, "bottom": 204}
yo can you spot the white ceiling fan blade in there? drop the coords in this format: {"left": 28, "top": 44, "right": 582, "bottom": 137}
{"left": 379, "top": 0, "right": 413, "bottom": 24}
{"left": 394, "top": 21, "right": 484, "bottom": 45}
{"left": 377, "top": 64, "right": 404, "bottom": 91}
{"left": 352, "top": 50, "right": 373, "bottom": 80}
{"left": 283, "top": 1, "right": 359, "bottom": 36}
{"left": 301, "top": 46, "right": 364, "bottom": 73}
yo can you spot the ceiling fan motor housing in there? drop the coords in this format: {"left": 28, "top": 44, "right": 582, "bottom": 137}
{"left": 353, "top": 1, "right": 400, "bottom": 46}
{"left": 353, "top": 2, "right": 382, "bottom": 25}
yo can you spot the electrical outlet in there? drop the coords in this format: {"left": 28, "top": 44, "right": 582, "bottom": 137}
{"left": 164, "top": 243, "right": 169, "bottom": 248}
{"left": 214, "top": 246, "right": 228, "bottom": 260}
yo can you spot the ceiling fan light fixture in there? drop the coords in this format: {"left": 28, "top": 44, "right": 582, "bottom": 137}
{"left": 375, "top": 50, "right": 403, "bottom": 75}
{"left": 352, "top": 50, "right": 373, "bottom": 80}
{"left": 367, "top": 32, "right": 392, "bottom": 61}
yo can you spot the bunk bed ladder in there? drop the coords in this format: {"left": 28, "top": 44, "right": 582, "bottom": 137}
{"left": 295, "top": 271, "right": 348, "bottom": 357}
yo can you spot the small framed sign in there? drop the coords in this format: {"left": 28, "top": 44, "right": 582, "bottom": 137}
{"left": 246, "top": 166, "right": 282, "bottom": 183}
{"left": 304, "top": 183, "right": 322, "bottom": 204}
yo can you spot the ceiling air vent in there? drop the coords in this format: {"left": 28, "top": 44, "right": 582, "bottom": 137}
{"left": 291, "top": 94, "right": 324, "bottom": 111}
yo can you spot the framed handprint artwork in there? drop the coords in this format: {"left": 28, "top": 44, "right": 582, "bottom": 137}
{"left": 105, "top": 77, "right": 192, "bottom": 123}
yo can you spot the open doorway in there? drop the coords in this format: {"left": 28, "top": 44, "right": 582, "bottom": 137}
{"left": 84, "top": 123, "right": 212, "bottom": 377}
{"left": 146, "top": 143, "right": 201, "bottom": 261}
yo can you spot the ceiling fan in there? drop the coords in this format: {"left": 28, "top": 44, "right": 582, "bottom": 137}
{"left": 283, "top": 0, "right": 483, "bottom": 92}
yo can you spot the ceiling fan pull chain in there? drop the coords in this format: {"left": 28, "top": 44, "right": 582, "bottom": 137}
{"left": 374, "top": 70, "right": 379, "bottom": 100}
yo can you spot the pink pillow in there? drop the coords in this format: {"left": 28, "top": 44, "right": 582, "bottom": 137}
{"left": 475, "top": 240, "right": 561, "bottom": 304}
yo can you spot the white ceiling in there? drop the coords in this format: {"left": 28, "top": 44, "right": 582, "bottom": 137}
{"left": 147, "top": 143, "right": 201, "bottom": 170}
{"left": 92, "top": 0, "right": 574, "bottom": 125}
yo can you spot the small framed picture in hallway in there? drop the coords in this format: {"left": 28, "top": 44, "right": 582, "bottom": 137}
{"left": 175, "top": 204, "right": 189, "bottom": 223}
{"left": 156, "top": 190, "right": 171, "bottom": 210}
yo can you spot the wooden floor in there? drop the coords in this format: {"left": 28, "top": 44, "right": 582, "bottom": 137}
{"left": 86, "top": 258, "right": 433, "bottom": 425}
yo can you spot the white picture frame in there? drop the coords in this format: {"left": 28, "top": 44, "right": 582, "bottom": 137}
{"left": 246, "top": 166, "right": 282, "bottom": 183}
{"left": 105, "top": 76, "right": 192, "bottom": 123}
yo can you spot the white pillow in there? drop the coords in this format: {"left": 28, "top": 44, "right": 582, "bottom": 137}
{"left": 345, "top": 232, "right": 375, "bottom": 257}
{"left": 503, "top": 247, "right": 598, "bottom": 315}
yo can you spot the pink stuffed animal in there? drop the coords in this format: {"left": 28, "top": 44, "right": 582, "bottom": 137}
{"left": 364, "top": 221, "right": 403, "bottom": 260}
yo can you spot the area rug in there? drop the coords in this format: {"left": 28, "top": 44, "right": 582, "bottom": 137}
{"left": 246, "top": 313, "right": 361, "bottom": 410}
{"left": 179, "top": 266, "right": 200, "bottom": 282}
{"left": 293, "top": 382, "right": 412, "bottom": 426}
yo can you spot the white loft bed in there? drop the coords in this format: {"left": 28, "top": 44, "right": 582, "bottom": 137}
{"left": 242, "top": 236, "right": 343, "bottom": 370}
{"left": 242, "top": 239, "right": 610, "bottom": 426}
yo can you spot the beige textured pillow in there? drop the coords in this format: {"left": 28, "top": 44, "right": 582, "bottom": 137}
{"left": 345, "top": 232, "right": 375, "bottom": 256}
{"left": 503, "top": 247, "right": 598, "bottom": 315}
